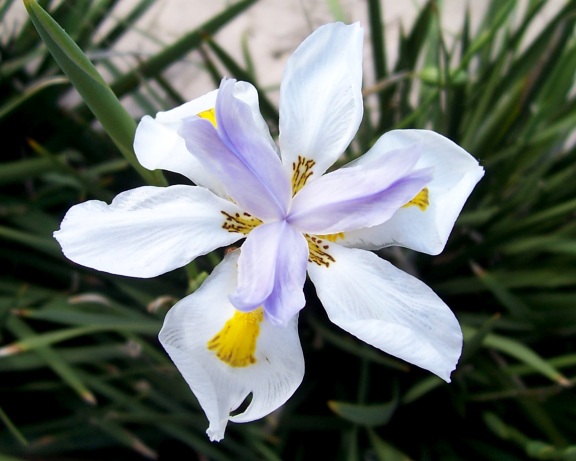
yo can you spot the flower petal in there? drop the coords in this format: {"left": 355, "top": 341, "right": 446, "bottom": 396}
{"left": 307, "top": 245, "right": 462, "bottom": 382}
{"left": 342, "top": 130, "right": 484, "bottom": 254}
{"left": 279, "top": 22, "right": 364, "bottom": 180}
{"left": 230, "top": 221, "right": 308, "bottom": 325}
{"left": 54, "top": 185, "right": 243, "bottom": 277}
{"left": 288, "top": 144, "right": 432, "bottom": 234}
{"left": 179, "top": 79, "right": 290, "bottom": 220}
{"left": 219, "top": 80, "right": 279, "bottom": 157}
{"left": 159, "top": 251, "right": 304, "bottom": 441}
{"left": 134, "top": 90, "right": 227, "bottom": 196}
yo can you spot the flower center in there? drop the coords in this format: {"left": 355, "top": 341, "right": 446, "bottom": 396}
{"left": 207, "top": 307, "right": 264, "bottom": 367}
{"left": 306, "top": 235, "right": 336, "bottom": 267}
{"left": 291, "top": 155, "right": 316, "bottom": 195}
{"left": 221, "top": 211, "right": 263, "bottom": 235}
{"left": 403, "top": 187, "right": 429, "bottom": 211}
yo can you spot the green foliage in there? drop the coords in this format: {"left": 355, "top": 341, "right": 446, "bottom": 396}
{"left": 1, "top": 0, "right": 575, "bottom": 459}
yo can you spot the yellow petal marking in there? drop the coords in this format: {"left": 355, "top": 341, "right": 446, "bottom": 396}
{"left": 292, "top": 155, "right": 316, "bottom": 196}
{"left": 197, "top": 108, "right": 217, "bottom": 127}
{"left": 307, "top": 235, "right": 336, "bottom": 267}
{"left": 207, "top": 308, "right": 264, "bottom": 367}
{"left": 221, "top": 211, "right": 263, "bottom": 235}
{"left": 317, "top": 232, "right": 345, "bottom": 242}
{"left": 402, "top": 187, "right": 429, "bottom": 211}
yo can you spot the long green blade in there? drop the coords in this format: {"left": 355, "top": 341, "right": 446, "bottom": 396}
{"left": 23, "top": 0, "right": 165, "bottom": 186}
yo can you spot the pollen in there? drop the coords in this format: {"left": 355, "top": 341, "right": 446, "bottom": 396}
{"left": 307, "top": 235, "right": 336, "bottom": 267}
{"left": 221, "top": 211, "right": 263, "bottom": 235}
{"left": 402, "top": 187, "right": 429, "bottom": 211}
{"left": 292, "top": 155, "right": 316, "bottom": 195}
{"left": 207, "top": 308, "right": 264, "bottom": 367}
{"left": 197, "top": 108, "right": 217, "bottom": 127}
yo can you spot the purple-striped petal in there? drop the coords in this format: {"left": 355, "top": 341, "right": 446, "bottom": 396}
{"left": 215, "top": 78, "right": 291, "bottom": 217}
{"left": 287, "top": 144, "right": 432, "bottom": 234}
{"left": 230, "top": 221, "right": 308, "bottom": 325}
{"left": 179, "top": 120, "right": 287, "bottom": 221}
{"left": 341, "top": 130, "right": 485, "bottom": 254}
{"left": 179, "top": 79, "right": 290, "bottom": 221}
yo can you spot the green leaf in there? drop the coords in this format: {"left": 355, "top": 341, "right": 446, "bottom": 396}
{"left": 328, "top": 389, "right": 398, "bottom": 427}
{"left": 460, "top": 313, "right": 501, "bottom": 364}
{"left": 462, "top": 326, "right": 571, "bottom": 386}
{"left": 108, "top": 0, "right": 257, "bottom": 99}
{"left": 0, "top": 76, "right": 68, "bottom": 121}
{"left": 0, "top": 405, "right": 28, "bottom": 446}
{"left": 23, "top": 0, "right": 165, "bottom": 186}
{"left": 0, "top": 322, "right": 159, "bottom": 356}
{"left": 6, "top": 316, "right": 96, "bottom": 405}
{"left": 368, "top": 430, "right": 413, "bottom": 461}
{"left": 0, "top": 455, "right": 29, "bottom": 461}
{"left": 470, "top": 262, "right": 533, "bottom": 320}
{"left": 401, "top": 376, "right": 444, "bottom": 404}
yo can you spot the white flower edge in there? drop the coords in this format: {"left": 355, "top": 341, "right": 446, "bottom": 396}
{"left": 308, "top": 244, "right": 462, "bottom": 382}
{"left": 279, "top": 22, "right": 364, "bottom": 180}
{"left": 342, "top": 129, "right": 485, "bottom": 255}
{"left": 53, "top": 185, "right": 243, "bottom": 277}
{"left": 134, "top": 82, "right": 278, "bottom": 198}
{"left": 159, "top": 250, "right": 304, "bottom": 441}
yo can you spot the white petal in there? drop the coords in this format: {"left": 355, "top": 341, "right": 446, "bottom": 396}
{"left": 307, "top": 245, "right": 462, "bottom": 382}
{"left": 134, "top": 82, "right": 277, "bottom": 198}
{"left": 343, "top": 130, "right": 484, "bottom": 254}
{"left": 279, "top": 22, "right": 364, "bottom": 179}
{"left": 159, "top": 251, "right": 304, "bottom": 441}
{"left": 288, "top": 144, "right": 431, "bottom": 234}
{"left": 54, "top": 185, "right": 243, "bottom": 277}
{"left": 134, "top": 91, "right": 227, "bottom": 196}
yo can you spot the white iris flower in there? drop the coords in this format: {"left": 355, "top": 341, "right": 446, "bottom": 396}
{"left": 54, "top": 22, "right": 484, "bottom": 441}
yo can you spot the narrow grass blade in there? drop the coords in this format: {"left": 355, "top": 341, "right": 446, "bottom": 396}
{"left": 0, "top": 76, "right": 68, "bottom": 121}
{"left": 0, "top": 323, "right": 159, "bottom": 356}
{"left": 206, "top": 37, "right": 279, "bottom": 123}
{"left": 367, "top": 0, "right": 387, "bottom": 127}
{"left": 0, "top": 154, "right": 66, "bottom": 185}
{"left": 462, "top": 326, "right": 571, "bottom": 386}
{"left": 108, "top": 0, "right": 257, "bottom": 99}
{"left": 0, "top": 225, "right": 60, "bottom": 256}
{"left": 368, "top": 430, "right": 414, "bottom": 461}
{"left": 328, "top": 398, "right": 397, "bottom": 427}
{"left": 6, "top": 316, "right": 97, "bottom": 405}
{"left": 0, "top": 405, "right": 28, "bottom": 446}
{"left": 23, "top": 0, "right": 165, "bottom": 186}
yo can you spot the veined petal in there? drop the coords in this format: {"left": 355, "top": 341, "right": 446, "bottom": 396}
{"left": 307, "top": 245, "right": 462, "bottom": 382}
{"left": 263, "top": 225, "right": 309, "bottom": 326}
{"left": 230, "top": 221, "right": 308, "bottom": 325}
{"left": 179, "top": 79, "right": 290, "bottom": 220}
{"left": 342, "top": 130, "right": 484, "bottom": 254}
{"left": 159, "top": 251, "right": 304, "bottom": 441}
{"left": 288, "top": 144, "right": 432, "bottom": 234}
{"left": 279, "top": 22, "right": 364, "bottom": 182}
{"left": 54, "top": 185, "right": 243, "bottom": 277}
{"left": 220, "top": 80, "right": 279, "bottom": 157}
{"left": 134, "top": 90, "right": 226, "bottom": 196}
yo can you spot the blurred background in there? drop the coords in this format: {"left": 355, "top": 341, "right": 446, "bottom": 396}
{"left": 1, "top": 0, "right": 575, "bottom": 460}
